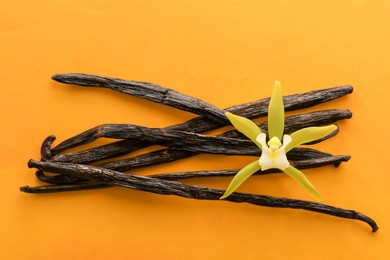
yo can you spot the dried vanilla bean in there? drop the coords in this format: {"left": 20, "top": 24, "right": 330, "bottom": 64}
{"left": 21, "top": 182, "right": 110, "bottom": 193}
{"left": 48, "top": 124, "right": 262, "bottom": 156}
{"left": 45, "top": 123, "right": 339, "bottom": 159}
{"left": 28, "top": 154, "right": 351, "bottom": 186}
{"left": 98, "top": 147, "right": 339, "bottom": 173}
{"left": 53, "top": 74, "right": 229, "bottom": 124}
{"left": 150, "top": 156, "right": 351, "bottom": 179}
{"left": 25, "top": 159, "right": 378, "bottom": 232}
{"left": 52, "top": 139, "right": 139, "bottom": 163}
{"left": 99, "top": 144, "right": 336, "bottom": 173}
{"left": 51, "top": 109, "right": 350, "bottom": 164}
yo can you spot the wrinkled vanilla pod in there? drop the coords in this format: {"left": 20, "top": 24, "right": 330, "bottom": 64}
{"left": 24, "top": 159, "right": 378, "bottom": 232}
{"left": 51, "top": 109, "right": 351, "bottom": 164}
{"left": 44, "top": 124, "right": 340, "bottom": 157}
{"left": 24, "top": 155, "right": 351, "bottom": 190}
{"left": 98, "top": 148, "right": 348, "bottom": 173}
{"left": 52, "top": 73, "right": 229, "bottom": 124}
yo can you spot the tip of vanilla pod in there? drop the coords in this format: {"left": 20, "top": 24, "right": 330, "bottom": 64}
{"left": 19, "top": 186, "right": 31, "bottom": 193}
{"left": 51, "top": 74, "right": 68, "bottom": 83}
{"left": 27, "top": 159, "right": 37, "bottom": 169}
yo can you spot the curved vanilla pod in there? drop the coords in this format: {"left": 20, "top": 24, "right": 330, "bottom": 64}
{"left": 25, "top": 159, "right": 378, "bottom": 232}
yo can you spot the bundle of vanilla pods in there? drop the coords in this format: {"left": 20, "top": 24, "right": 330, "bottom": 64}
{"left": 21, "top": 73, "right": 378, "bottom": 232}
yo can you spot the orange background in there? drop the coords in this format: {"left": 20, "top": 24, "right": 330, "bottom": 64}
{"left": 1, "top": 1, "right": 390, "bottom": 259}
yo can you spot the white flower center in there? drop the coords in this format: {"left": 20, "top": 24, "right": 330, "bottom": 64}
{"left": 256, "top": 133, "right": 291, "bottom": 171}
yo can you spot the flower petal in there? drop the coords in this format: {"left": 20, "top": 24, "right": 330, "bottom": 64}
{"left": 225, "top": 112, "right": 262, "bottom": 150}
{"left": 268, "top": 81, "right": 284, "bottom": 140}
{"left": 285, "top": 125, "right": 338, "bottom": 152}
{"left": 220, "top": 160, "right": 261, "bottom": 199}
{"left": 282, "top": 166, "right": 323, "bottom": 201}
{"left": 256, "top": 133, "right": 267, "bottom": 150}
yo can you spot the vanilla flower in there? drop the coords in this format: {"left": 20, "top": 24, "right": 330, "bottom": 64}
{"left": 220, "top": 81, "right": 337, "bottom": 201}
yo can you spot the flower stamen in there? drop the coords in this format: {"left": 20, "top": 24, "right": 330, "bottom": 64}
{"left": 256, "top": 133, "right": 291, "bottom": 171}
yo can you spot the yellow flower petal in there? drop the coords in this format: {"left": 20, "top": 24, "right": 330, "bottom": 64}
{"left": 268, "top": 81, "right": 284, "bottom": 140}
{"left": 282, "top": 166, "right": 323, "bottom": 202}
{"left": 220, "top": 160, "right": 261, "bottom": 199}
{"left": 225, "top": 112, "right": 262, "bottom": 150}
{"left": 285, "top": 125, "right": 338, "bottom": 153}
